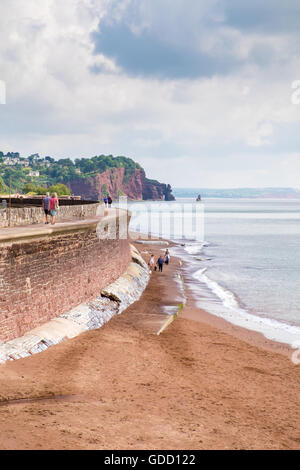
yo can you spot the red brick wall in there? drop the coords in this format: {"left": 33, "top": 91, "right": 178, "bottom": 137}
{"left": 0, "top": 223, "right": 131, "bottom": 342}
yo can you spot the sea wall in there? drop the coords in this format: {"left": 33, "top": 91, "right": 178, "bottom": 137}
{"left": 0, "top": 210, "right": 131, "bottom": 342}
{"left": 0, "top": 202, "right": 101, "bottom": 228}
{"left": 0, "top": 245, "right": 150, "bottom": 363}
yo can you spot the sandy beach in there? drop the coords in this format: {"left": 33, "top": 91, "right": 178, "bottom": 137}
{"left": 0, "top": 239, "right": 299, "bottom": 450}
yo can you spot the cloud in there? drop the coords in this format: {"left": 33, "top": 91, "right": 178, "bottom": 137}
{"left": 91, "top": 0, "right": 300, "bottom": 79}
{"left": 92, "top": 21, "right": 242, "bottom": 79}
{"left": 0, "top": 0, "right": 300, "bottom": 189}
{"left": 223, "top": 0, "right": 300, "bottom": 33}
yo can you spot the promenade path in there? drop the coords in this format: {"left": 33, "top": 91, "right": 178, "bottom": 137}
{"left": 0, "top": 208, "right": 121, "bottom": 243}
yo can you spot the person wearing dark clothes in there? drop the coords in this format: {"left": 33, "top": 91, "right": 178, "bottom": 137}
{"left": 157, "top": 255, "right": 164, "bottom": 272}
{"left": 107, "top": 195, "right": 112, "bottom": 208}
{"left": 165, "top": 249, "right": 170, "bottom": 265}
{"left": 42, "top": 192, "right": 51, "bottom": 224}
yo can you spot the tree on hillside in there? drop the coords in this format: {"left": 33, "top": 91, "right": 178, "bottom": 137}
{"left": 57, "top": 158, "right": 74, "bottom": 167}
{"left": 48, "top": 183, "right": 70, "bottom": 196}
{"left": 102, "top": 184, "right": 109, "bottom": 197}
{"left": 23, "top": 182, "right": 37, "bottom": 194}
{"left": 35, "top": 186, "right": 48, "bottom": 195}
{"left": 0, "top": 175, "right": 7, "bottom": 194}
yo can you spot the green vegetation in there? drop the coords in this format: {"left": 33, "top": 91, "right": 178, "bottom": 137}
{"left": 22, "top": 182, "right": 70, "bottom": 196}
{"left": 101, "top": 184, "right": 109, "bottom": 197}
{"left": 23, "top": 183, "right": 47, "bottom": 195}
{"left": 0, "top": 154, "right": 143, "bottom": 194}
{"left": 0, "top": 175, "right": 7, "bottom": 193}
{"left": 117, "top": 189, "right": 126, "bottom": 197}
{"left": 48, "top": 184, "right": 71, "bottom": 196}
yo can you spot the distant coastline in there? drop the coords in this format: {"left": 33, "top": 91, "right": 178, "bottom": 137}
{"left": 173, "top": 187, "right": 300, "bottom": 199}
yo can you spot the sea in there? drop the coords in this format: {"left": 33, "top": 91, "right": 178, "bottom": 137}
{"left": 122, "top": 197, "right": 300, "bottom": 347}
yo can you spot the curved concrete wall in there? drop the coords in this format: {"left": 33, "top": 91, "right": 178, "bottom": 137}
{"left": 0, "top": 211, "right": 131, "bottom": 342}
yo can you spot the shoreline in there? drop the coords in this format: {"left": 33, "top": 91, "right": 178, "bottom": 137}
{"left": 132, "top": 232, "right": 295, "bottom": 358}
{"left": 179, "top": 262, "right": 294, "bottom": 359}
{"left": 0, "top": 234, "right": 299, "bottom": 449}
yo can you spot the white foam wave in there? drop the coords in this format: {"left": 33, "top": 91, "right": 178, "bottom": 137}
{"left": 184, "top": 241, "right": 209, "bottom": 255}
{"left": 193, "top": 268, "right": 300, "bottom": 347}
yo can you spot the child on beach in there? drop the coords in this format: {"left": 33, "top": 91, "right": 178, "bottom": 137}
{"left": 148, "top": 254, "right": 155, "bottom": 273}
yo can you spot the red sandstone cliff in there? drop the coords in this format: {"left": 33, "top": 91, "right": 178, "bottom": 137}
{"left": 67, "top": 168, "right": 175, "bottom": 201}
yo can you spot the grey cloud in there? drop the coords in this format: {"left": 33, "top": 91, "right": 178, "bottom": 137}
{"left": 248, "top": 43, "right": 276, "bottom": 66}
{"left": 92, "top": 22, "right": 241, "bottom": 78}
{"left": 223, "top": 0, "right": 300, "bottom": 33}
{"left": 91, "top": 0, "right": 299, "bottom": 79}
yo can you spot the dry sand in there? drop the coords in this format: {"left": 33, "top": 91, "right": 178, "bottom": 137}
{"left": 0, "top": 240, "right": 299, "bottom": 450}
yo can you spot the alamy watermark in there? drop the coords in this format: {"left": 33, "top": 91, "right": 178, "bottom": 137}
{"left": 96, "top": 196, "right": 205, "bottom": 242}
{"left": 0, "top": 80, "right": 6, "bottom": 104}
{"left": 291, "top": 341, "right": 300, "bottom": 365}
{"left": 97, "top": 196, "right": 205, "bottom": 242}
{"left": 291, "top": 80, "right": 300, "bottom": 105}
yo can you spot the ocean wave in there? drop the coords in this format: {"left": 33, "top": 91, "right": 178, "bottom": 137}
{"left": 192, "top": 268, "right": 300, "bottom": 347}
{"left": 194, "top": 269, "right": 240, "bottom": 310}
{"left": 184, "top": 241, "right": 209, "bottom": 255}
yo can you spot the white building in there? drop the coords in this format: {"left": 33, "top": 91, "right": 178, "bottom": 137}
{"left": 3, "top": 158, "right": 15, "bottom": 165}
{"left": 28, "top": 170, "right": 40, "bottom": 177}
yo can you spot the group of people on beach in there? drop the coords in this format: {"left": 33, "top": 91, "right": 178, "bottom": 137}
{"left": 103, "top": 195, "right": 113, "bottom": 208}
{"left": 42, "top": 192, "right": 59, "bottom": 225}
{"left": 148, "top": 249, "right": 170, "bottom": 273}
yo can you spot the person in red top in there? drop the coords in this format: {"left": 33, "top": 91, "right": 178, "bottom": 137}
{"left": 50, "top": 192, "right": 59, "bottom": 225}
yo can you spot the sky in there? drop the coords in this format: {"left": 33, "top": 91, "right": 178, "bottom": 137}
{"left": 0, "top": 0, "right": 300, "bottom": 188}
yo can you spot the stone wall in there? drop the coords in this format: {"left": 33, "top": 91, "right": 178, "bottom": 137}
{"left": 0, "top": 211, "right": 131, "bottom": 342}
{"left": 0, "top": 202, "right": 101, "bottom": 228}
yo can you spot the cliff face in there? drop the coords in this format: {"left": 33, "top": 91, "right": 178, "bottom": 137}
{"left": 67, "top": 168, "right": 175, "bottom": 201}
{"left": 143, "top": 179, "right": 175, "bottom": 201}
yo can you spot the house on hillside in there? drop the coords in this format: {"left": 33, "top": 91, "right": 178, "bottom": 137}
{"left": 20, "top": 159, "right": 30, "bottom": 167}
{"left": 28, "top": 153, "right": 40, "bottom": 161}
{"left": 2, "top": 152, "right": 22, "bottom": 166}
{"left": 28, "top": 170, "right": 40, "bottom": 177}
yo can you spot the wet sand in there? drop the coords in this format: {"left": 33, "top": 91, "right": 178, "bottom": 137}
{"left": 0, "top": 240, "right": 299, "bottom": 449}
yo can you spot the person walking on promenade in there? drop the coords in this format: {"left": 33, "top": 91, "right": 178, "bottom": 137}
{"left": 165, "top": 249, "right": 170, "bottom": 265}
{"left": 148, "top": 254, "right": 155, "bottom": 273}
{"left": 50, "top": 192, "right": 59, "bottom": 225}
{"left": 107, "top": 195, "right": 112, "bottom": 208}
{"left": 157, "top": 255, "right": 164, "bottom": 272}
{"left": 103, "top": 196, "right": 108, "bottom": 207}
{"left": 42, "top": 192, "right": 51, "bottom": 224}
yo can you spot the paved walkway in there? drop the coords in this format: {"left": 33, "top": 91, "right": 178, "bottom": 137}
{"left": 0, "top": 208, "right": 121, "bottom": 242}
